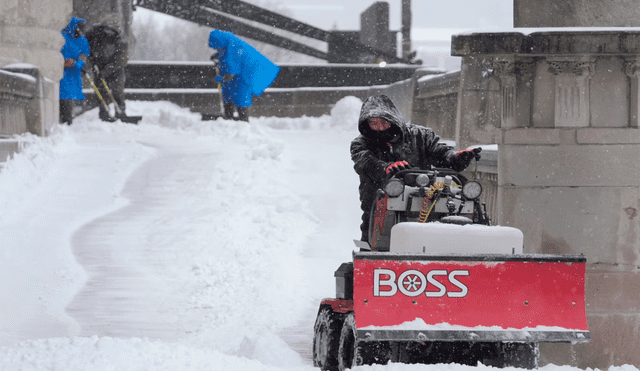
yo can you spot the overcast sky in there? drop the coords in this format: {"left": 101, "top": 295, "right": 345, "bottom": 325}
{"left": 272, "top": 0, "right": 513, "bottom": 31}
{"left": 136, "top": 0, "right": 514, "bottom": 38}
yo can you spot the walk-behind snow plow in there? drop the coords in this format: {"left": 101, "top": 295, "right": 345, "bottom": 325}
{"left": 313, "top": 168, "right": 590, "bottom": 370}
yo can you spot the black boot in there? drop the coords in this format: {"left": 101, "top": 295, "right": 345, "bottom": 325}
{"left": 237, "top": 107, "right": 249, "bottom": 122}
{"left": 99, "top": 109, "right": 116, "bottom": 122}
{"left": 223, "top": 103, "right": 235, "bottom": 120}
{"left": 115, "top": 103, "right": 127, "bottom": 120}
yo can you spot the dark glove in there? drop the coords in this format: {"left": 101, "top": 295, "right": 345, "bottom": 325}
{"left": 452, "top": 147, "right": 482, "bottom": 171}
{"left": 64, "top": 59, "right": 75, "bottom": 68}
{"left": 214, "top": 74, "right": 234, "bottom": 83}
{"left": 385, "top": 160, "right": 410, "bottom": 176}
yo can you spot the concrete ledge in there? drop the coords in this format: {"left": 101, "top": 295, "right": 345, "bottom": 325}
{"left": 86, "top": 87, "right": 375, "bottom": 119}
{"left": 0, "top": 69, "right": 37, "bottom": 99}
{"left": 504, "top": 128, "right": 561, "bottom": 145}
{"left": 452, "top": 28, "right": 640, "bottom": 57}
{"left": 125, "top": 62, "right": 421, "bottom": 89}
{"left": 415, "top": 71, "right": 461, "bottom": 99}
{"left": 578, "top": 127, "right": 640, "bottom": 144}
{"left": 0, "top": 137, "right": 29, "bottom": 163}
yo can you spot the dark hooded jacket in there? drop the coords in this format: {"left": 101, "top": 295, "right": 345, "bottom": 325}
{"left": 85, "top": 24, "right": 128, "bottom": 80}
{"left": 350, "top": 95, "right": 459, "bottom": 239}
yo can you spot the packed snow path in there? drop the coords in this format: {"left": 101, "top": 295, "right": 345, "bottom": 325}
{"left": 0, "top": 101, "right": 360, "bottom": 369}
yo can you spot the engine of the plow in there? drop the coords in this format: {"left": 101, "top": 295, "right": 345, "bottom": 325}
{"left": 313, "top": 168, "right": 591, "bottom": 371}
{"left": 367, "top": 168, "right": 524, "bottom": 253}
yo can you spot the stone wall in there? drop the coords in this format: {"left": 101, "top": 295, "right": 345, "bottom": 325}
{"left": 0, "top": 0, "right": 68, "bottom": 140}
{"left": 0, "top": 0, "right": 69, "bottom": 83}
{"left": 514, "top": 0, "right": 640, "bottom": 27}
{"left": 453, "top": 29, "right": 640, "bottom": 369}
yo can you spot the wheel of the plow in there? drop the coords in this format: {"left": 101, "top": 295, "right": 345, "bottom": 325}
{"left": 500, "top": 342, "right": 539, "bottom": 369}
{"left": 337, "top": 312, "right": 357, "bottom": 371}
{"left": 337, "top": 312, "right": 392, "bottom": 370}
{"left": 312, "top": 306, "right": 345, "bottom": 371}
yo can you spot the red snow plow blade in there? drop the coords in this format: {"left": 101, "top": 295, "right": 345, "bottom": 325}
{"left": 353, "top": 252, "right": 590, "bottom": 343}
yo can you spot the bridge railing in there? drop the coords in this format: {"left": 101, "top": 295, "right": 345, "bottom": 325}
{"left": 111, "top": 62, "right": 425, "bottom": 119}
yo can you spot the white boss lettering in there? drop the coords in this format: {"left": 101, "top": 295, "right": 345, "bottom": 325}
{"left": 373, "top": 268, "right": 469, "bottom": 298}
{"left": 374, "top": 269, "right": 397, "bottom": 297}
{"left": 425, "top": 270, "right": 447, "bottom": 297}
{"left": 447, "top": 270, "right": 470, "bottom": 297}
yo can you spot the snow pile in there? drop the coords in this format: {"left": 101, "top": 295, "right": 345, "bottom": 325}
{"left": 252, "top": 95, "right": 362, "bottom": 131}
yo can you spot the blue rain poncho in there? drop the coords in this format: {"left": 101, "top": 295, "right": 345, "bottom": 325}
{"left": 60, "top": 17, "right": 90, "bottom": 101}
{"left": 208, "top": 30, "right": 280, "bottom": 108}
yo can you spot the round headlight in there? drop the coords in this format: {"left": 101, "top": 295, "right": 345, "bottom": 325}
{"left": 384, "top": 178, "right": 404, "bottom": 197}
{"left": 415, "top": 174, "right": 430, "bottom": 187}
{"left": 462, "top": 181, "right": 482, "bottom": 199}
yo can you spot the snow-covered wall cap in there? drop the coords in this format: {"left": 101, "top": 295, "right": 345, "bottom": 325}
{"left": 452, "top": 27, "right": 640, "bottom": 57}
{"left": 455, "top": 27, "right": 640, "bottom": 37}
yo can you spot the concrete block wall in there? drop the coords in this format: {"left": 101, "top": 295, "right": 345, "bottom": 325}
{"left": 0, "top": 0, "right": 68, "bottom": 162}
{"left": 0, "top": 0, "right": 69, "bottom": 83}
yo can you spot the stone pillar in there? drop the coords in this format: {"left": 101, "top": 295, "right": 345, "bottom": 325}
{"left": 360, "top": 2, "right": 396, "bottom": 57}
{"left": 453, "top": 30, "right": 640, "bottom": 369}
{"left": 0, "top": 0, "right": 69, "bottom": 85}
{"left": 0, "top": 0, "right": 69, "bottom": 136}
{"left": 401, "top": 0, "right": 412, "bottom": 60}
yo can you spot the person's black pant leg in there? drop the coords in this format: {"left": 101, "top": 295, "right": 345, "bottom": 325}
{"left": 60, "top": 100, "right": 73, "bottom": 125}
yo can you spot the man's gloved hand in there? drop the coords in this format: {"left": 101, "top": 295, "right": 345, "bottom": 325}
{"left": 453, "top": 147, "right": 482, "bottom": 170}
{"left": 64, "top": 59, "right": 75, "bottom": 68}
{"left": 210, "top": 53, "right": 219, "bottom": 68}
{"left": 385, "top": 160, "right": 410, "bottom": 175}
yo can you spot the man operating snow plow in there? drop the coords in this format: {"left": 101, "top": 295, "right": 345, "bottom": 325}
{"left": 312, "top": 167, "right": 590, "bottom": 370}
{"left": 312, "top": 96, "right": 589, "bottom": 370}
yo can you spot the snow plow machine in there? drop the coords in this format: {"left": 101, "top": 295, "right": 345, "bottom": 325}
{"left": 313, "top": 167, "right": 590, "bottom": 370}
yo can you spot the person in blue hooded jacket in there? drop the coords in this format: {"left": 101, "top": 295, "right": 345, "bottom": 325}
{"left": 59, "top": 16, "right": 90, "bottom": 125}
{"left": 208, "top": 30, "right": 280, "bottom": 122}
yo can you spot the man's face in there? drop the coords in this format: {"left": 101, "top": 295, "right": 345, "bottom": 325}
{"left": 75, "top": 22, "right": 85, "bottom": 38}
{"left": 369, "top": 118, "right": 391, "bottom": 131}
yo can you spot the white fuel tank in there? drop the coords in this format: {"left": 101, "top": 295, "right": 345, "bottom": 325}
{"left": 389, "top": 222, "right": 524, "bottom": 255}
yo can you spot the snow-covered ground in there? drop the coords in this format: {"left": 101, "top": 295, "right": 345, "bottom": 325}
{"left": 0, "top": 99, "right": 636, "bottom": 371}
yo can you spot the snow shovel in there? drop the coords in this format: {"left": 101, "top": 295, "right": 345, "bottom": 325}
{"left": 85, "top": 71, "right": 116, "bottom": 122}
{"left": 202, "top": 51, "right": 225, "bottom": 121}
{"left": 94, "top": 67, "right": 142, "bottom": 124}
